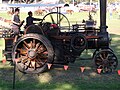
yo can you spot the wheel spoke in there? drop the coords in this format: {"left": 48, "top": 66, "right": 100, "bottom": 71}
{"left": 103, "top": 51, "right": 109, "bottom": 59}
{"left": 31, "top": 60, "right": 36, "bottom": 69}
{"left": 95, "top": 59, "right": 103, "bottom": 66}
{"left": 23, "top": 44, "right": 29, "bottom": 50}
{"left": 105, "top": 54, "right": 109, "bottom": 60}
{"left": 98, "top": 65, "right": 104, "bottom": 69}
{"left": 109, "top": 59, "right": 117, "bottom": 67}
{"left": 21, "top": 56, "right": 29, "bottom": 64}
{"left": 58, "top": 16, "right": 64, "bottom": 24}
{"left": 110, "top": 62, "right": 117, "bottom": 68}
{"left": 38, "top": 52, "right": 48, "bottom": 59}
{"left": 96, "top": 62, "right": 102, "bottom": 66}
{"left": 35, "top": 61, "right": 42, "bottom": 68}
{"left": 94, "top": 50, "right": 118, "bottom": 73}
{"left": 38, "top": 54, "right": 47, "bottom": 63}
{"left": 37, "top": 45, "right": 46, "bottom": 53}
{"left": 17, "top": 48, "right": 27, "bottom": 55}
{"left": 30, "top": 41, "right": 33, "bottom": 48}
{"left": 23, "top": 41, "right": 30, "bottom": 49}
{"left": 102, "top": 52, "right": 107, "bottom": 59}
{"left": 35, "top": 58, "right": 45, "bottom": 67}
{"left": 25, "top": 60, "right": 31, "bottom": 67}
{"left": 35, "top": 43, "right": 40, "bottom": 51}
{"left": 99, "top": 54, "right": 104, "bottom": 60}
{"left": 33, "top": 39, "right": 36, "bottom": 48}
{"left": 50, "top": 14, "right": 55, "bottom": 24}
{"left": 96, "top": 57, "right": 102, "bottom": 61}
{"left": 38, "top": 59, "right": 47, "bottom": 65}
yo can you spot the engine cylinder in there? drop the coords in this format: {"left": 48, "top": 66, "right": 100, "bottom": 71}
{"left": 87, "top": 32, "right": 110, "bottom": 49}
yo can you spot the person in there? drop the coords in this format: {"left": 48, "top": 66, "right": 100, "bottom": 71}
{"left": 109, "top": 7, "right": 113, "bottom": 19}
{"left": 25, "top": 11, "right": 42, "bottom": 28}
{"left": 11, "top": 8, "right": 24, "bottom": 44}
{"left": 11, "top": 8, "right": 24, "bottom": 35}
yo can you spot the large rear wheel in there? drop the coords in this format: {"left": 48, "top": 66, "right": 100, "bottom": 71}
{"left": 12, "top": 34, "right": 54, "bottom": 74}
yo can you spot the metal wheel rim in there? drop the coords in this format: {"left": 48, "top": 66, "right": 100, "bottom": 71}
{"left": 12, "top": 34, "right": 54, "bottom": 74}
{"left": 94, "top": 49, "right": 118, "bottom": 73}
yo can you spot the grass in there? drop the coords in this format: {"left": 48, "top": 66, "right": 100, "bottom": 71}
{"left": 0, "top": 11, "right": 120, "bottom": 90}
{"left": 0, "top": 10, "right": 120, "bottom": 34}
{"left": 0, "top": 58, "right": 120, "bottom": 90}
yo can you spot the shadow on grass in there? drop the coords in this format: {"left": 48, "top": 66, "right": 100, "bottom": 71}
{"left": 0, "top": 64, "right": 120, "bottom": 90}
{"left": 110, "top": 34, "right": 120, "bottom": 68}
{"left": 0, "top": 34, "right": 120, "bottom": 90}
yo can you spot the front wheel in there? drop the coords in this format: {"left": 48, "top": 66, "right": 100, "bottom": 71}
{"left": 94, "top": 49, "right": 118, "bottom": 73}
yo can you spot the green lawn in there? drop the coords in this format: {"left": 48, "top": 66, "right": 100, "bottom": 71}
{"left": 0, "top": 11, "right": 120, "bottom": 34}
{"left": 0, "top": 11, "right": 120, "bottom": 90}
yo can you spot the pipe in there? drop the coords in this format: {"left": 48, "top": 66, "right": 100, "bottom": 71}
{"left": 100, "top": 0, "right": 107, "bottom": 32}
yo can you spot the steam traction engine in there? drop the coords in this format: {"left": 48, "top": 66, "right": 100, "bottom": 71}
{"left": 1, "top": 0, "right": 118, "bottom": 74}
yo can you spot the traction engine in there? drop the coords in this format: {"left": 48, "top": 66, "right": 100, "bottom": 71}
{"left": 0, "top": 0, "right": 118, "bottom": 74}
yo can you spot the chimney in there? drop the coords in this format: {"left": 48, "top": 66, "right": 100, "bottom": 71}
{"left": 100, "top": 0, "right": 107, "bottom": 32}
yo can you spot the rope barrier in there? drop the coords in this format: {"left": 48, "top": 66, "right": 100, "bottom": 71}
{"left": 47, "top": 63, "right": 120, "bottom": 75}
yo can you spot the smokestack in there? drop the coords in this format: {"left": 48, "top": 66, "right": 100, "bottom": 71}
{"left": 100, "top": 0, "right": 107, "bottom": 32}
